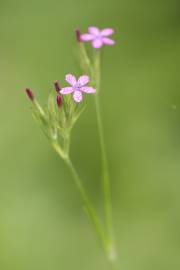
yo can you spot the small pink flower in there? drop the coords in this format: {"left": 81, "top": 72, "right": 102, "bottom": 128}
{"left": 60, "top": 74, "right": 96, "bottom": 103}
{"left": 80, "top": 26, "right": 115, "bottom": 49}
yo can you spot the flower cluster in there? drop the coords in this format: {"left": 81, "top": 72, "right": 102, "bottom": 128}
{"left": 25, "top": 25, "right": 115, "bottom": 152}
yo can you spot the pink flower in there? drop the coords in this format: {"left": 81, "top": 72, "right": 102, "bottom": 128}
{"left": 60, "top": 74, "right": 96, "bottom": 103}
{"left": 80, "top": 26, "right": 115, "bottom": 49}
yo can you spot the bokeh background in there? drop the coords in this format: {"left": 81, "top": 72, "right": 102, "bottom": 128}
{"left": 0, "top": 0, "right": 180, "bottom": 269}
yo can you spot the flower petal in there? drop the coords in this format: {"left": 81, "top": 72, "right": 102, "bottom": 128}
{"left": 73, "top": 90, "right": 83, "bottom": 103}
{"left": 60, "top": 87, "right": 74, "bottom": 94}
{"left": 88, "top": 26, "right": 100, "bottom": 36}
{"left": 80, "top": 33, "right": 94, "bottom": 41}
{"left": 102, "top": 37, "right": 115, "bottom": 45}
{"left": 101, "top": 28, "right": 114, "bottom": 36}
{"left": 81, "top": 87, "right": 96, "bottom": 93}
{"left": 65, "top": 74, "right": 77, "bottom": 86}
{"left": 92, "top": 38, "right": 103, "bottom": 49}
{"left": 78, "top": 75, "right": 89, "bottom": 86}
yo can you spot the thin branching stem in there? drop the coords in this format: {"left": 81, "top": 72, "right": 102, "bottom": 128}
{"left": 52, "top": 141, "right": 112, "bottom": 258}
{"left": 64, "top": 157, "right": 110, "bottom": 251}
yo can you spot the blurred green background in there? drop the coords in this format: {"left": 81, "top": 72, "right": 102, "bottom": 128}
{"left": 0, "top": 0, "right": 180, "bottom": 269}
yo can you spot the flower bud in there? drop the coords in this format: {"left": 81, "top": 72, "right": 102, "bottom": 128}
{"left": 54, "top": 81, "right": 61, "bottom": 93}
{"left": 25, "top": 88, "right": 34, "bottom": 101}
{"left": 75, "top": 28, "right": 81, "bottom": 42}
{"left": 56, "top": 95, "right": 62, "bottom": 108}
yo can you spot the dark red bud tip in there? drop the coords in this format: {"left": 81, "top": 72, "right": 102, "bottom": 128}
{"left": 56, "top": 95, "right": 62, "bottom": 108}
{"left": 54, "top": 81, "right": 61, "bottom": 93}
{"left": 75, "top": 28, "right": 81, "bottom": 42}
{"left": 25, "top": 88, "right": 34, "bottom": 101}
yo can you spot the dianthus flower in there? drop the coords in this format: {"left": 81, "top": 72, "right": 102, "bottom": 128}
{"left": 60, "top": 74, "right": 96, "bottom": 102}
{"left": 80, "top": 26, "right": 115, "bottom": 48}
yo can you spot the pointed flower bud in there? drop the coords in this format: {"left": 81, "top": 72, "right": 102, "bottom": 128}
{"left": 56, "top": 95, "right": 62, "bottom": 108}
{"left": 25, "top": 88, "right": 34, "bottom": 101}
{"left": 54, "top": 81, "right": 61, "bottom": 93}
{"left": 75, "top": 28, "right": 81, "bottom": 42}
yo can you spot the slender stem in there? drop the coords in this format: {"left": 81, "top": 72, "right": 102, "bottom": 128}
{"left": 94, "top": 51, "right": 115, "bottom": 257}
{"left": 64, "top": 158, "right": 110, "bottom": 251}
{"left": 95, "top": 95, "right": 113, "bottom": 236}
{"left": 51, "top": 141, "right": 67, "bottom": 159}
{"left": 52, "top": 141, "right": 111, "bottom": 258}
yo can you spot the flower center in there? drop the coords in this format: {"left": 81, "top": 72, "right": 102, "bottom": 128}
{"left": 74, "top": 83, "right": 82, "bottom": 91}
{"left": 96, "top": 34, "right": 102, "bottom": 40}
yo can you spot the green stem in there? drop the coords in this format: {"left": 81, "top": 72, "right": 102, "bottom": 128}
{"left": 65, "top": 158, "right": 109, "bottom": 251}
{"left": 94, "top": 51, "right": 116, "bottom": 258}
{"left": 52, "top": 141, "right": 111, "bottom": 258}
{"left": 95, "top": 95, "right": 113, "bottom": 236}
{"left": 52, "top": 141, "right": 67, "bottom": 159}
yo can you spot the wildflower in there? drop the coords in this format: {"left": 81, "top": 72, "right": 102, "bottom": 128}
{"left": 56, "top": 95, "right": 62, "bottom": 108}
{"left": 60, "top": 74, "right": 96, "bottom": 103}
{"left": 80, "top": 26, "right": 115, "bottom": 49}
{"left": 25, "top": 88, "right": 34, "bottom": 101}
